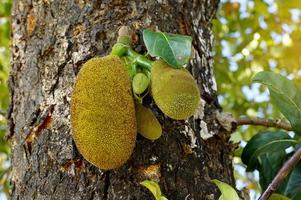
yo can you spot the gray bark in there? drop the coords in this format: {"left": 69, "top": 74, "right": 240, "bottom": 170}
{"left": 8, "top": 0, "right": 235, "bottom": 199}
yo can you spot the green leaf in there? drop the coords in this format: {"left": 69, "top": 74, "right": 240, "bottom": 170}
{"left": 256, "top": 152, "right": 301, "bottom": 199}
{"left": 282, "top": 162, "right": 301, "bottom": 199}
{"left": 212, "top": 179, "right": 240, "bottom": 200}
{"left": 291, "top": 186, "right": 301, "bottom": 200}
{"left": 241, "top": 131, "right": 297, "bottom": 171}
{"left": 143, "top": 29, "right": 192, "bottom": 68}
{"left": 140, "top": 180, "right": 168, "bottom": 200}
{"left": 269, "top": 193, "right": 291, "bottom": 200}
{"left": 259, "top": 151, "right": 287, "bottom": 191}
{"left": 253, "top": 71, "right": 301, "bottom": 133}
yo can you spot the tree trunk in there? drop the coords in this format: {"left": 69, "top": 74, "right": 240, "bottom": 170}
{"left": 8, "top": 0, "right": 235, "bottom": 199}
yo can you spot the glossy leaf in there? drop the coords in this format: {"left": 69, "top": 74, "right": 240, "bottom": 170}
{"left": 256, "top": 151, "right": 301, "bottom": 199}
{"left": 212, "top": 179, "right": 240, "bottom": 200}
{"left": 282, "top": 162, "right": 301, "bottom": 199}
{"left": 253, "top": 71, "right": 301, "bottom": 134}
{"left": 291, "top": 187, "right": 301, "bottom": 200}
{"left": 259, "top": 151, "right": 287, "bottom": 191}
{"left": 143, "top": 29, "right": 192, "bottom": 68}
{"left": 241, "top": 131, "right": 297, "bottom": 171}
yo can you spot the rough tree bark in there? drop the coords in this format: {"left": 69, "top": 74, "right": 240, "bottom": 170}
{"left": 8, "top": 0, "right": 236, "bottom": 199}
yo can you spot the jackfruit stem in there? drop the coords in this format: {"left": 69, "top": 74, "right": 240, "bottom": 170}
{"left": 118, "top": 26, "right": 131, "bottom": 38}
{"left": 113, "top": 26, "right": 153, "bottom": 71}
{"left": 117, "top": 26, "right": 132, "bottom": 46}
{"left": 117, "top": 36, "right": 131, "bottom": 46}
{"left": 131, "top": 62, "right": 137, "bottom": 76}
{"left": 127, "top": 48, "right": 153, "bottom": 71}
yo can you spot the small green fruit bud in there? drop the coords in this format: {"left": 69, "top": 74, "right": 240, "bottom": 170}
{"left": 111, "top": 43, "right": 127, "bottom": 57}
{"left": 132, "top": 73, "right": 150, "bottom": 95}
{"left": 136, "top": 103, "right": 162, "bottom": 140}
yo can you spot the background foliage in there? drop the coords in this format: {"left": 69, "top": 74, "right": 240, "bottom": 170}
{"left": 213, "top": 0, "right": 301, "bottom": 199}
{"left": 0, "top": 0, "right": 11, "bottom": 198}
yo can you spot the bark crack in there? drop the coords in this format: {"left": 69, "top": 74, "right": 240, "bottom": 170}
{"left": 103, "top": 171, "right": 110, "bottom": 200}
{"left": 7, "top": 77, "right": 15, "bottom": 139}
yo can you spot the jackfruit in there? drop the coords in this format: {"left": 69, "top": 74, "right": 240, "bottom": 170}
{"left": 71, "top": 55, "right": 137, "bottom": 170}
{"left": 111, "top": 43, "right": 127, "bottom": 57}
{"left": 132, "top": 73, "right": 150, "bottom": 95}
{"left": 135, "top": 103, "right": 162, "bottom": 140}
{"left": 151, "top": 60, "right": 200, "bottom": 120}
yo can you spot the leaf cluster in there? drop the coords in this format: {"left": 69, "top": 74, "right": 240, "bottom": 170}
{"left": 242, "top": 72, "right": 301, "bottom": 199}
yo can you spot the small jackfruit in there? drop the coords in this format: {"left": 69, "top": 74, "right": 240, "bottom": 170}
{"left": 135, "top": 103, "right": 162, "bottom": 140}
{"left": 71, "top": 55, "right": 137, "bottom": 170}
{"left": 151, "top": 60, "right": 200, "bottom": 120}
{"left": 132, "top": 73, "right": 150, "bottom": 95}
{"left": 111, "top": 43, "right": 127, "bottom": 57}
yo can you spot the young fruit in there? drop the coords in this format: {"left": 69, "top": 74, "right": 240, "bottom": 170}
{"left": 135, "top": 103, "right": 162, "bottom": 140}
{"left": 132, "top": 73, "right": 150, "bottom": 95}
{"left": 111, "top": 43, "right": 127, "bottom": 57}
{"left": 151, "top": 59, "right": 200, "bottom": 120}
{"left": 71, "top": 55, "right": 137, "bottom": 170}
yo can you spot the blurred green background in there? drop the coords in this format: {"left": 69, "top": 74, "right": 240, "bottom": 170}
{"left": 0, "top": 0, "right": 12, "bottom": 199}
{"left": 0, "top": 0, "right": 301, "bottom": 199}
{"left": 214, "top": 0, "right": 301, "bottom": 199}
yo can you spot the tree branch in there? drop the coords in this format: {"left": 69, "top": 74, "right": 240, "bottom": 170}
{"left": 236, "top": 117, "right": 292, "bottom": 131}
{"left": 259, "top": 147, "right": 301, "bottom": 200}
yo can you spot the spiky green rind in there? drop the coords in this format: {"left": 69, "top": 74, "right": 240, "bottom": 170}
{"left": 136, "top": 103, "right": 162, "bottom": 140}
{"left": 71, "top": 55, "right": 137, "bottom": 170}
{"left": 151, "top": 60, "right": 200, "bottom": 120}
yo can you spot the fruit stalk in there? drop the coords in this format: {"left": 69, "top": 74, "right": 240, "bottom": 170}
{"left": 127, "top": 48, "right": 153, "bottom": 71}
{"left": 111, "top": 26, "right": 153, "bottom": 72}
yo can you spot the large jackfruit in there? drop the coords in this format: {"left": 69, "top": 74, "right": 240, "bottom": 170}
{"left": 71, "top": 55, "right": 137, "bottom": 170}
{"left": 135, "top": 103, "right": 162, "bottom": 140}
{"left": 151, "top": 60, "right": 200, "bottom": 120}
